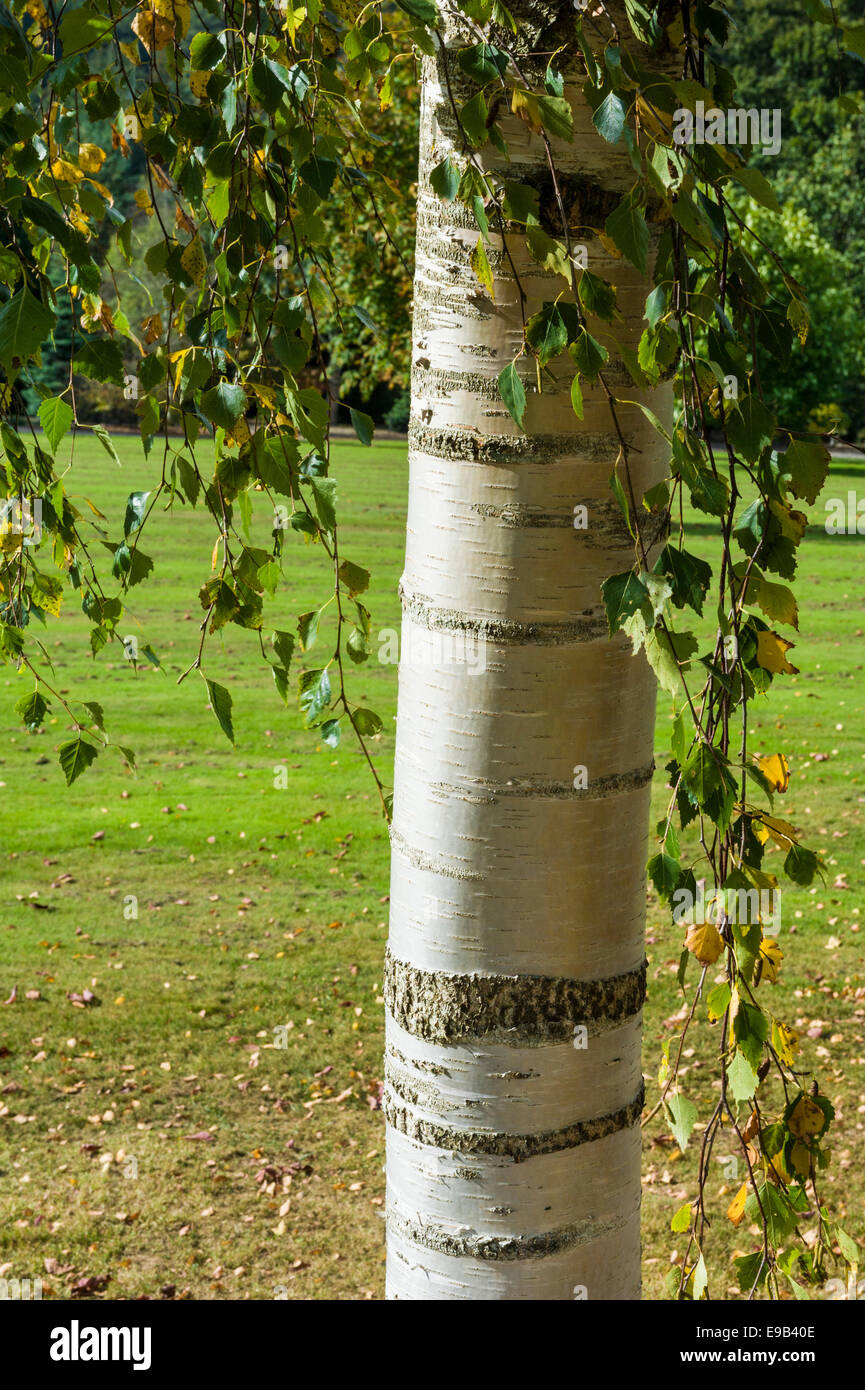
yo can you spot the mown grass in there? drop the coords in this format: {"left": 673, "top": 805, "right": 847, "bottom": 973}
{"left": 1, "top": 433, "right": 863, "bottom": 1300}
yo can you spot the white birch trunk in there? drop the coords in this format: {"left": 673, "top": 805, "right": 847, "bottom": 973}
{"left": 385, "top": 2, "right": 673, "bottom": 1299}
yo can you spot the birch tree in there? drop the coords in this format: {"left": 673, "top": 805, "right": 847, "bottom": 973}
{"left": 384, "top": 0, "right": 672, "bottom": 1300}
{"left": 1, "top": 0, "right": 858, "bottom": 1301}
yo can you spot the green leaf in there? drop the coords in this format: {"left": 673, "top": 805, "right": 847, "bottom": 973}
{"left": 570, "top": 372, "right": 583, "bottom": 420}
{"left": 498, "top": 360, "right": 527, "bottom": 429}
{"left": 310, "top": 476, "right": 338, "bottom": 533}
{"left": 38, "top": 397, "right": 73, "bottom": 454}
{"left": 655, "top": 545, "right": 712, "bottom": 616}
{"left": 692, "top": 1253, "right": 708, "bottom": 1302}
{"left": 729, "top": 165, "right": 781, "bottom": 213}
{"left": 205, "top": 679, "right": 235, "bottom": 744}
{"left": 396, "top": 0, "right": 438, "bottom": 23}
{"left": 123, "top": 491, "right": 150, "bottom": 538}
{"left": 605, "top": 193, "right": 649, "bottom": 276}
{"left": 73, "top": 338, "right": 124, "bottom": 386}
{"left": 784, "top": 843, "right": 820, "bottom": 887}
{"left": 297, "top": 609, "right": 321, "bottom": 651}
{"left": 338, "top": 560, "right": 370, "bottom": 597}
{"left": 353, "top": 706, "right": 383, "bottom": 736}
{"left": 592, "top": 90, "right": 628, "bottom": 143}
{"left": 460, "top": 91, "right": 489, "bottom": 147}
{"left": 644, "top": 626, "right": 698, "bottom": 696}
{"left": 780, "top": 439, "right": 831, "bottom": 506}
{"left": 457, "top": 42, "right": 509, "bottom": 84}
{"left": 578, "top": 270, "right": 616, "bottom": 322}
{"left": 92, "top": 425, "right": 122, "bottom": 467}
{"left": 15, "top": 690, "right": 49, "bottom": 729}
{"left": 536, "top": 95, "right": 573, "bottom": 142}
{"left": 682, "top": 742, "right": 721, "bottom": 808}
{"left": 429, "top": 157, "right": 459, "bottom": 202}
{"left": 733, "top": 1251, "right": 768, "bottom": 1294}
{"left": 0, "top": 289, "right": 56, "bottom": 375}
{"left": 648, "top": 850, "right": 681, "bottom": 900}
{"left": 569, "top": 327, "right": 608, "bottom": 381}
{"left": 200, "top": 382, "right": 247, "bottom": 430}
{"left": 706, "top": 982, "right": 732, "bottom": 1022}
{"left": 320, "top": 718, "right": 341, "bottom": 748}
{"left": 272, "top": 630, "right": 295, "bottom": 670}
{"left": 349, "top": 408, "right": 374, "bottom": 447}
{"left": 601, "top": 570, "right": 649, "bottom": 634}
{"left": 58, "top": 8, "right": 114, "bottom": 54}
{"left": 726, "top": 1049, "right": 759, "bottom": 1104}
{"left": 664, "top": 1093, "right": 697, "bottom": 1150}
{"left": 58, "top": 736, "right": 98, "bottom": 786}
{"left": 298, "top": 667, "right": 332, "bottom": 723}
{"left": 671, "top": 1202, "right": 692, "bottom": 1234}
{"left": 526, "top": 303, "right": 568, "bottom": 366}
{"left": 726, "top": 395, "right": 777, "bottom": 464}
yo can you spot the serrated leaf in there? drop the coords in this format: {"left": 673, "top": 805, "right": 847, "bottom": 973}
{"left": 780, "top": 439, "right": 831, "bottom": 506}
{"left": 205, "top": 678, "right": 234, "bottom": 743}
{"left": 665, "top": 1093, "right": 697, "bottom": 1150}
{"left": 38, "top": 397, "right": 74, "bottom": 454}
{"left": 726, "top": 1049, "right": 759, "bottom": 1104}
{"left": 200, "top": 381, "right": 246, "bottom": 430}
{"left": 685, "top": 919, "right": 724, "bottom": 965}
{"left": 498, "top": 360, "right": 526, "bottom": 429}
{"left": 471, "top": 236, "right": 494, "bottom": 298}
{"left": 58, "top": 736, "right": 98, "bottom": 786}
{"left": 604, "top": 193, "right": 649, "bottom": 276}
{"left": 671, "top": 1202, "right": 692, "bottom": 1234}
{"left": 0, "top": 289, "right": 56, "bottom": 375}
{"left": 592, "top": 90, "right": 628, "bottom": 143}
{"left": 298, "top": 666, "right": 331, "bottom": 723}
{"left": 15, "top": 690, "right": 49, "bottom": 729}
{"left": 601, "top": 570, "right": 649, "bottom": 634}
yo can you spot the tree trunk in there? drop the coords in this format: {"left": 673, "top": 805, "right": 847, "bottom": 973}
{"left": 385, "top": 3, "right": 671, "bottom": 1300}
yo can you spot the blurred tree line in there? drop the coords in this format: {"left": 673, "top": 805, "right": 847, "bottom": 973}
{"left": 17, "top": 0, "right": 865, "bottom": 438}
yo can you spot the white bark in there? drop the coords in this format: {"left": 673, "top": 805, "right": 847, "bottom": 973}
{"left": 386, "top": 3, "right": 673, "bottom": 1299}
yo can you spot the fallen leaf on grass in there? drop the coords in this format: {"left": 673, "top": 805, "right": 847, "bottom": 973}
{"left": 69, "top": 1274, "right": 110, "bottom": 1297}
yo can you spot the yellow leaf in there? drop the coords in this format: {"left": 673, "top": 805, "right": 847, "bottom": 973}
{"left": 789, "top": 1095, "right": 826, "bottom": 1140}
{"left": 180, "top": 238, "right": 206, "bottom": 286}
{"left": 50, "top": 158, "right": 83, "bottom": 183}
{"left": 25, "top": 0, "right": 50, "bottom": 28}
{"left": 757, "top": 752, "right": 789, "bottom": 793}
{"left": 78, "top": 143, "right": 106, "bottom": 174}
{"left": 789, "top": 1140, "right": 812, "bottom": 1178}
{"left": 189, "top": 69, "right": 210, "bottom": 101}
{"left": 153, "top": 0, "right": 190, "bottom": 35}
{"left": 141, "top": 313, "right": 163, "bottom": 345}
{"left": 134, "top": 189, "right": 154, "bottom": 215}
{"left": 685, "top": 919, "right": 723, "bottom": 965}
{"left": 670, "top": 1201, "right": 692, "bottom": 1233}
{"left": 511, "top": 88, "right": 542, "bottom": 132}
{"left": 226, "top": 416, "right": 251, "bottom": 448}
{"left": 756, "top": 629, "right": 799, "bottom": 675}
{"left": 772, "top": 1019, "right": 799, "bottom": 1066}
{"left": 753, "top": 814, "right": 798, "bottom": 849}
{"left": 471, "top": 237, "right": 494, "bottom": 299}
{"left": 726, "top": 1181, "right": 748, "bottom": 1227}
{"left": 758, "top": 937, "right": 783, "bottom": 983}
{"left": 131, "top": 7, "right": 174, "bottom": 54}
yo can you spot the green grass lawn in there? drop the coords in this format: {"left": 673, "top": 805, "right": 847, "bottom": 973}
{"left": 1, "top": 433, "right": 863, "bottom": 1300}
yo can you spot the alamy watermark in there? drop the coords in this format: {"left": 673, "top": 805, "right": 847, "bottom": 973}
{"left": 1, "top": 497, "right": 42, "bottom": 543}
{"left": 672, "top": 102, "right": 782, "bottom": 157}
